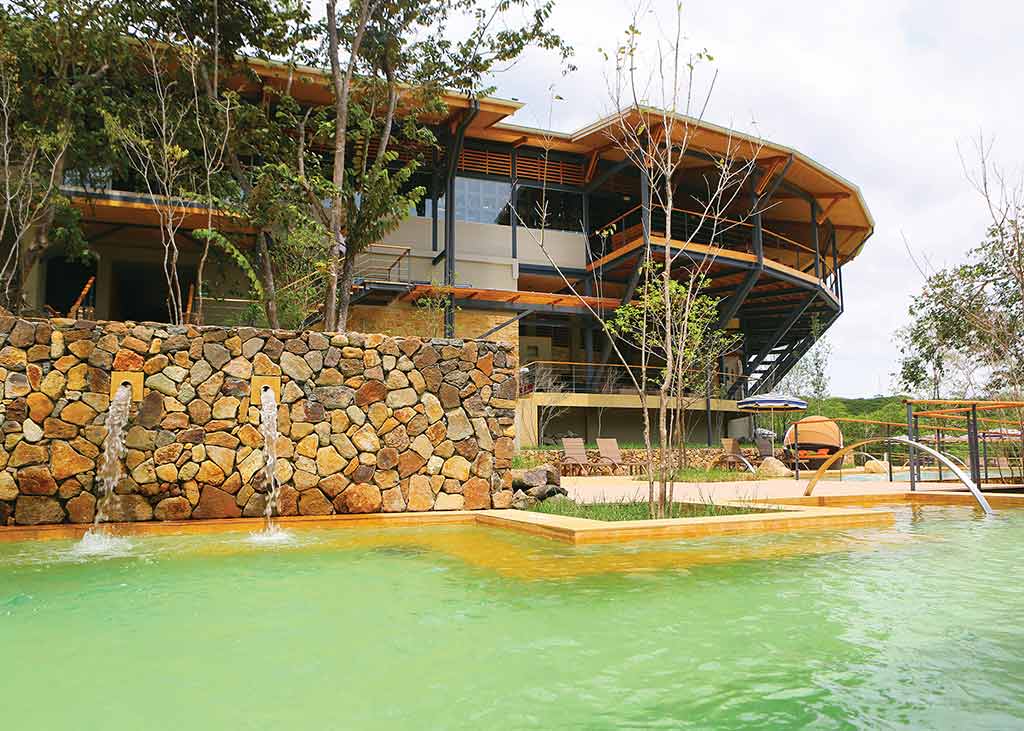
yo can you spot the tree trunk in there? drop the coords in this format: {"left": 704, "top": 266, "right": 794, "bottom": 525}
{"left": 258, "top": 231, "right": 279, "bottom": 329}
{"left": 16, "top": 150, "right": 67, "bottom": 314}
{"left": 335, "top": 248, "right": 356, "bottom": 332}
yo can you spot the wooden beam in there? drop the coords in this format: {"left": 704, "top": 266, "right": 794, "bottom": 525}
{"left": 772, "top": 192, "right": 850, "bottom": 201}
{"left": 585, "top": 149, "right": 601, "bottom": 183}
{"left": 816, "top": 196, "right": 843, "bottom": 224}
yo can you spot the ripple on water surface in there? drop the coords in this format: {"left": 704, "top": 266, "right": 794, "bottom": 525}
{"left": 0, "top": 505, "right": 1022, "bottom": 730}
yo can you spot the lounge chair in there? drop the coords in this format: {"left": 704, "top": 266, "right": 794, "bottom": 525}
{"left": 755, "top": 438, "right": 774, "bottom": 463}
{"left": 559, "top": 438, "right": 595, "bottom": 476}
{"left": 713, "top": 438, "right": 756, "bottom": 473}
{"left": 596, "top": 438, "right": 643, "bottom": 475}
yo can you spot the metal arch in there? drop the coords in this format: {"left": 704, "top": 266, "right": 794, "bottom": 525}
{"left": 803, "top": 437, "right": 994, "bottom": 515}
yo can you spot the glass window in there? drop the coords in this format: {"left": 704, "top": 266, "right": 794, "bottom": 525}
{"left": 436, "top": 176, "right": 512, "bottom": 224}
{"left": 516, "top": 187, "right": 583, "bottom": 232}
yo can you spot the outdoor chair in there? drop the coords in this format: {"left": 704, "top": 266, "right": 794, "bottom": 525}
{"left": 596, "top": 438, "right": 643, "bottom": 476}
{"left": 714, "top": 437, "right": 753, "bottom": 472}
{"left": 559, "top": 438, "right": 597, "bottom": 476}
{"left": 755, "top": 438, "right": 774, "bottom": 463}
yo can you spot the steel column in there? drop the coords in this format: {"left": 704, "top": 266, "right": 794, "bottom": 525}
{"left": 907, "top": 402, "right": 916, "bottom": 492}
{"left": 443, "top": 102, "right": 478, "bottom": 337}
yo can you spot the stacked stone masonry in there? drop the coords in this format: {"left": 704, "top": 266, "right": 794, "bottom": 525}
{"left": 0, "top": 317, "right": 517, "bottom": 525}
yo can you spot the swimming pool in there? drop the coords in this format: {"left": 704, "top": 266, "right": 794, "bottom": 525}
{"left": 2, "top": 506, "right": 1022, "bottom": 729}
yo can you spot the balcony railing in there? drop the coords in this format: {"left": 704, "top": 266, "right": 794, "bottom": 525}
{"left": 591, "top": 205, "right": 839, "bottom": 296}
{"left": 519, "top": 360, "right": 749, "bottom": 398}
{"left": 352, "top": 243, "right": 412, "bottom": 284}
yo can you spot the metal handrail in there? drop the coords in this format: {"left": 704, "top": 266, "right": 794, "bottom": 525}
{"left": 595, "top": 204, "right": 816, "bottom": 257}
{"left": 804, "top": 437, "right": 994, "bottom": 515}
{"left": 518, "top": 360, "right": 749, "bottom": 397}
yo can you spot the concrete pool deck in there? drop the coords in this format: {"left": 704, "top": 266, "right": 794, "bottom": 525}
{"left": 561, "top": 475, "right": 1021, "bottom": 503}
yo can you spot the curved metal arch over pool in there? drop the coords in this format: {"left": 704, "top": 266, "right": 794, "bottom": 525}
{"left": 803, "top": 437, "right": 994, "bottom": 515}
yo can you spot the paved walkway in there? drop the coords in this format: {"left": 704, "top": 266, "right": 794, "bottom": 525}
{"left": 562, "top": 475, "right": 917, "bottom": 503}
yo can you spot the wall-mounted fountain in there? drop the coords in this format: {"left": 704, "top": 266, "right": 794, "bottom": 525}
{"left": 109, "top": 371, "right": 144, "bottom": 402}
{"left": 1, "top": 317, "right": 517, "bottom": 528}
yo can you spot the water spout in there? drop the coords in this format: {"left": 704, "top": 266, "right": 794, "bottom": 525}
{"left": 95, "top": 382, "right": 133, "bottom": 525}
{"left": 258, "top": 385, "right": 283, "bottom": 534}
{"left": 75, "top": 381, "right": 134, "bottom": 555}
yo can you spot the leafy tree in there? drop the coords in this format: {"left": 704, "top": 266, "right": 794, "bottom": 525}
{"left": 318, "top": 0, "right": 575, "bottom": 331}
{"left": 0, "top": 0, "right": 135, "bottom": 311}
{"left": 608, "top": 264, "right": 738, "bottom": 468}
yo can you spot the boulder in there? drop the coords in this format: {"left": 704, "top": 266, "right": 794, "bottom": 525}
{"left": 14, "top": 495, "right": 65, "bottom": 525}
{"left": 434, "top": 492, "right": 464, "bottom": 510}
{"left": 755, "top": 456, "right": 793, "bottom": 478}
{"left": 280, "top": 351, "right": 313, "bottom": 381}
{"left": 864, "top": 459, "right": 889, "bottom": 474}
{"left": 104, "top": 494, "right": 154, "bottom": 522}
{"left": 154, "top": 496, "right": 192, "bottom": 521}
{"left": 66, "top": 492, "right": 97, "bottom": 523}
{"left": 338, "top": 483, "right": 381, "bottom": 514}
{"left": 406, "top": 476, "right": 435, "bottom": 511}
{"left": 441, "top": 455, "right": 471, "bottom": 481}
{"left": 298, "top": 488, "right": 334, "bottom": 516}
{"left": 192, "top": 486, "right": 241, "bottom": 519}
{"left": 526, "top": 484, "right": 568, "bottom": 501}
{"left": 50, "top": 441, "right": 94, "bottom": 480}
{"left": 511, "top": 489, "right": 534, "bottom": 510}
{"left": 511, "top": 463, "right": 560, "bottom": 489}
{"left": 16, "top": 466, "right": 58, "bottom": 495}
{"left": 463, "top": 477, "right": 491, "bottom": 510}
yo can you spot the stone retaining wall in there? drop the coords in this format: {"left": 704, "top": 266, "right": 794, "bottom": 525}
{"left": 0, "top": 317, "right": 517, "bottom": 525}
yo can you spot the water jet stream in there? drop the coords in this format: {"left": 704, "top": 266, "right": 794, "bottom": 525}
{"left": 257, "top": 385, "right": 285, "bottom": 538}
{"left": 76, "top": 381, "right": 134, "bottom": 554}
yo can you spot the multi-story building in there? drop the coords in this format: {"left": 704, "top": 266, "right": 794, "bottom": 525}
{"left": 26, "top": 59, "right": 873, "bottom": 447}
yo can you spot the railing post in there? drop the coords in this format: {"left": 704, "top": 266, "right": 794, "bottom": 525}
{"left": 906, "top": 402, "right": 916, "bottom": 492}
{"left": 810, "top": 201, "right": 821, "bottom": 280}
{"left": 705, "top": 363, "right": 713, "bottom": 447}
{"left": 793, "top": 421, "right": 800, "bottom": 481}
{"left": 969, "top": 404, "right": 981, "bottom": 485}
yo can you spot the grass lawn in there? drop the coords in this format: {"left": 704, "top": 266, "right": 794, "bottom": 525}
{"left": 636, "top": 467, "right": 759, "bottom": 483}
{"left": 527, "top": 497, "right": 772, "bottom": 521}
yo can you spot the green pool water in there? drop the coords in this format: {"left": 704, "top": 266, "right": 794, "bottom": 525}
{"left": 2, "top": 506, "right": 1023, "bottom": 730}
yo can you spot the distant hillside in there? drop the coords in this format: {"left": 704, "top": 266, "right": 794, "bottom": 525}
{"left": 819, "top": 395, "right": 908, "bottom": 420}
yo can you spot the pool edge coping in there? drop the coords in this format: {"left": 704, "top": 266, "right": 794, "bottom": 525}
{"left": 3, "top": 491, "right": 1019, "bottom": 546}
{"left": 0, "top": 499, "right": 906, "bottom": 546}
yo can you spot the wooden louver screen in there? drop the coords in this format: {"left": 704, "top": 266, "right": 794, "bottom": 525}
{"left": 457, "top": 148, "right": 586, "bottom": 187}
{"left": 356, "top": 136, "right": 423, "bottom": 165}
{"left": 458, "top": 148, "right": 512, "bottom": 177}
{"left": 515, "top": 156, "right": 585, "bottom": 187}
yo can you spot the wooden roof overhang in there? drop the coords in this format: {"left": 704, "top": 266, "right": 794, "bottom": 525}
{"left": 401, "top": 284, "right": 619, "bottom": 314}
{"left": 70, "top": 192, "right": 256, "bottom": 239}
{"left": 240, "top": 57, "right": 524, "bottom": 138}
{"left": 476, "top": 107, "right": 873, "bottom": 262}
{"left": 224, "top": 58, "right": 871, "bottom": 260}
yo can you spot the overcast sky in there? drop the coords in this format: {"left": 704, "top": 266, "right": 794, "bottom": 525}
{"left": 486, "top": 0, "right": 1024, "bottom": 397}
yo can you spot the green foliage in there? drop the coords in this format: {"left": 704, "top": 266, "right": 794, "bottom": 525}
{"left": 192, "top": 229, "right": 263, "bottom": 300}
{"left": 607, "top": 263, "right": 737, "bottom": 393}
{"left": 527, "top": 497, "right": 771, "bottom": 521}
{"left": 412, "top": 284, "right": 459, "bottom": 338}
{"left": 898, "top": 213, "right": 1023, "bottom": 398}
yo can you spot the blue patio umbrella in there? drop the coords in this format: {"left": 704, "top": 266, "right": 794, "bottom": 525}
{"left": 736, "top": 393, "right": 808, "bottom": 463}
{"left": 736, "top": 393, "right": 808, "bottom": 412}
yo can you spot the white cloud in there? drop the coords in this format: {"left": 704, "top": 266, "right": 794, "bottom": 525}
{"left": 490, "top": 0, "right": 1024, "bottom": 396}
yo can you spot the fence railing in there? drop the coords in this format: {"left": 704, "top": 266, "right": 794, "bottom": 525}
{"left": 518, "top": 360, "right": 748, "bottom": 398}
{"left": 353, "top": 243, "right": 412, "bottom": 284}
